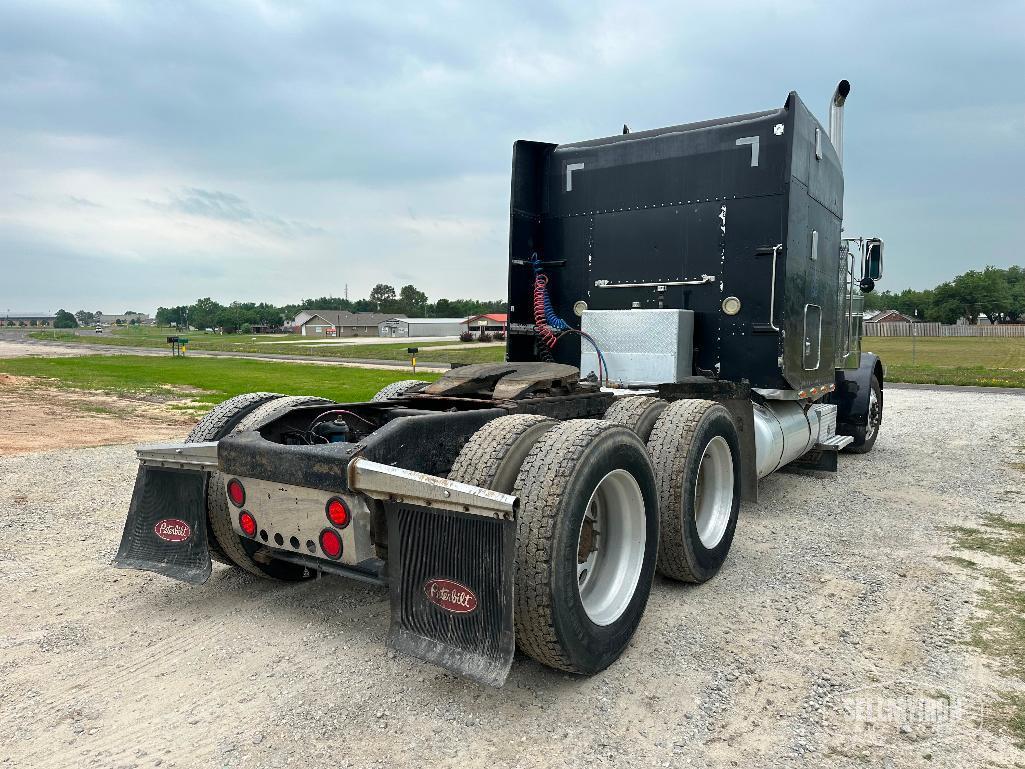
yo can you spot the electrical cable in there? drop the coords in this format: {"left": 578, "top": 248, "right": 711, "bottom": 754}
{"left": 556, "top": 328, "right": 607, "bottom": 386}
{"left": 531, "top": 254, "right": 571, "bottom": 351}
{"left": 528, "top": 254, "right": 609, "bottom": 385}
{"left": 307, "top": 408, "right": 377, "bottom": 434}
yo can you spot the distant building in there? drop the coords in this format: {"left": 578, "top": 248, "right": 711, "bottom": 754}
{"left": 98, "top": 312, "right": 151, "bottom": 326}
{"left": 463, "top": 313, "right": 507, "bottom": 334}
{"left": 293, "top": 310, "right": 403, "bottom": 337}
{"left": 378, "top": 318, "right": 467, "bottom": 338}
{"left": 3, "top": 313, "right": 55, "bottom": 327}
{"left": 865, "top": 309, "right": 914, "bottom": 324}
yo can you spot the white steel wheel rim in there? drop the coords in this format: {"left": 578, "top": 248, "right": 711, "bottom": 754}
{"left": 865, "top": 388, "right": 881, "bottom": 440}
{"left": 693, "top": 436, "right": 734, "bottom": 549}
{"left": 575, "top": 469, "right": 647, "bottom": 626}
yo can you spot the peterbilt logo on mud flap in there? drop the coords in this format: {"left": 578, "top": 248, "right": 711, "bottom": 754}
{"left": 153, "top": 518, "right": 192, "bottom": 543}
{"left": 423, "top": 578, "right": 478, "bottom": 614}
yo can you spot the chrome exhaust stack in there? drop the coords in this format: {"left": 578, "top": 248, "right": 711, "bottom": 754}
{"left": 828, "top": 79, "right": 851, "bottom": 166}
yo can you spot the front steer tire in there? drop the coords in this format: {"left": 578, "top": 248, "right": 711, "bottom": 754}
{"left": 648, "top": 399, "right": 741, "bottom": 584}
{"left": 512, "top": 420, "right": 659, "bottom": 675}
{"left": 843, "top": 374, "right": 882, "bottom": 454}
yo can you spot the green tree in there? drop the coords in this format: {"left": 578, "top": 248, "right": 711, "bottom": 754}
{"left": 368, "top": 284, "right": 397, "bottom": 310}
{"left": 1005, "top": 266, "right": 1025, "bottom": 322}
{"left": 53, "top": 309, "right": 78, "bottom": 328}
{"left": 74, "top": 310, "right": 93, "bottom": 325}
{"left": 188, "top": 297, "right": 224, "bottom": 330}
{"left": 399, "top": 284, "right": 428, "bottom": 315}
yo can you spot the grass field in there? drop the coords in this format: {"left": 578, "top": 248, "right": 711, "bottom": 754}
{"left": 865, "top": 337, "right": 1025, "bottom": 388}
{"left": 0, "top": 355, "right": 441, "bottom": 406}
{"left": 29, "top": 327, "right": 506, "bottom": 365}
{"left": 16, "top": 331, "right": 1025, "bottom": 390}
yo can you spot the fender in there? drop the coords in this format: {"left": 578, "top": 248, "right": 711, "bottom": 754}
{"left": 829, "top": 352, "right": 883, "bottom": 428}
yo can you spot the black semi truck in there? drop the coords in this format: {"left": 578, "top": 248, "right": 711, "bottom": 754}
{"left": 116, "top": 80, "right": 884, "bottom": 686}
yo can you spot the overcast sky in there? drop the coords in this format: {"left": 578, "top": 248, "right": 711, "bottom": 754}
{"left": 2, "top": 0, "right": 1023, "bottom": 314}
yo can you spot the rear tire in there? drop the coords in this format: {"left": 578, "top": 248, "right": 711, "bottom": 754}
{"left": 208, "top": 394, "right": 330, "bottom": 580}
{"left": 843, "top": 374, "right": 882, "bottom": 454}
{"left": 603, "top": 396, "right": 668, "bottom": 442}
{"left": 512, "top": 420, "right": 659, "bottom": 674}
{"left": 647, "top": 399, "right": 741, "bottom": 583}
{"left": 185, "top": 392, "right": 283, "bottom": 564}
{"left": 447, "top": 414, "right": 557, "bottom": 492}
{"left": 185, "top": 392, "right": 282, "bottom": 443}
{"left": 370, "top": 379, "right": 427, "bottom": 401}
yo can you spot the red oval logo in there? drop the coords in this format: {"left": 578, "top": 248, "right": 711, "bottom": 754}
{"left": 423, "top": 578, "right": 477, "bottom": 614}
{"left": 154, "top": 518, "right": 192, "bottom": 542}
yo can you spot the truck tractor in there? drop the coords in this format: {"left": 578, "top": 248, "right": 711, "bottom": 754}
{"left": 116, "top": 80, "right": 885, "bottom": 686}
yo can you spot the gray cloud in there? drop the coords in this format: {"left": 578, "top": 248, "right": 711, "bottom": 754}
{"left": 144, "top": 187, "right": 324, "bottom": 237}
{"left": 170, "top": 188, "right": 255, "bottom": 223}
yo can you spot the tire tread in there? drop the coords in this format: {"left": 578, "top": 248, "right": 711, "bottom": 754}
{"left": 448, "top": 414, "right": 556, "bottom": 490}
{"left": 512, "top": 419, "right": 628, "bottom": 672}
{"left": 207, "top": 394, "right": 328, "bottom": 578}
{"left": 370, "top": 379, "right": 427, "bottom": 402}
{"left": 647, "top": 399, "right": 722, "bottom": 583}
{"left": 185, "top": 392, "right": 282, "bottom": 564}
{"left": 603, "top": 396, "right": 668, "bottom": 442}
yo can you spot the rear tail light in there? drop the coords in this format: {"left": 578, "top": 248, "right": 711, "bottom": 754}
{"left": 319, "top": 528, "right": 342, "bottom": 560}
{"left": 239, "top": 511, "right": 257, "bottom": 538}
{"left": 326, "top": 497, "right": 350, "bottom": 528}
{"left": 226, "top": 479, "right": 245, "bottom": 508}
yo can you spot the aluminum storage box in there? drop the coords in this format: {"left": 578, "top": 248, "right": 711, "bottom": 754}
{"left": 580, "top": 309, "right": 694, "bottom": 386}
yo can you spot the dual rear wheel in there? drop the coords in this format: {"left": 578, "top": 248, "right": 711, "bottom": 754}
{"left": 186, "top": 392, "right": 330, "bottom": 581}
{"left": 450, "top": 416, "right": 659, "bottom": 674}
{"left": 448, "top": 399, "right": 741, "bottom": 675}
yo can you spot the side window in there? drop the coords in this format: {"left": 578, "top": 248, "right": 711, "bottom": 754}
{"left": 803, "top": 304, "right": 822, "bottom": 370}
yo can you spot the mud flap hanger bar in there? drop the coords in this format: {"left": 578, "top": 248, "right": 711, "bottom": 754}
{"left": 347, "top": 458, "right": 518, "bottom": 520}
{"left": 135, "top": 441, "right": 219, "bottom": 470}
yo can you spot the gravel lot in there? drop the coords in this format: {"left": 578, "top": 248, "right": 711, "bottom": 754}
{"left": 1, "top": 388, "right": 1023, "bottom": 768}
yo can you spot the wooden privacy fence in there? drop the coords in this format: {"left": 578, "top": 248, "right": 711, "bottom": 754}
{"left": 864, "top": 322, "right": 1025, "bottom": 338}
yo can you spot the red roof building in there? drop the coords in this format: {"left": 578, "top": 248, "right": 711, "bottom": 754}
{"left": 463, "top": 313, "right": 508, "bottom": 332}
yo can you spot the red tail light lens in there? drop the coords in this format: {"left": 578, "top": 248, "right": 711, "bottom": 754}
{"left": 326, "top": 497, "right": 350, "bottom": 528}
{"left": 226, "top": 479, "right": 245, "bottom": 508}
{"left": 319, "top": 528, "right": 342, "bottom": 560}
{"left": 239, "top": 511, "right": 257, "bottom": 538}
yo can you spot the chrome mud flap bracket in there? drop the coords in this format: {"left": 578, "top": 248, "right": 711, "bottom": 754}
{"left": 113, "top": 442, "right": 218, "bottom": 584}
{"left": 348, "top": 459, "right": 518, "bottom": 687}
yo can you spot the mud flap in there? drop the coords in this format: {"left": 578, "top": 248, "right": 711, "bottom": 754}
{"left": 113, "top": 465, "right": 212, "bottom": 584}
{"left": 386, "top": 502, "right": 516, "bottom": 687}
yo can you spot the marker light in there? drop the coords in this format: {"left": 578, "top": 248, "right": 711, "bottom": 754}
{"left": 239, "top": 511, "right": 257, "bottom": 538}
{"left": 319, "top": 529, "right": 343, "bottom": 560}
{"left": 226, "top": 479, "right": 245, "bottom": 508}
{"left": 326, "top": 498, "right": 351, "bottom": 529}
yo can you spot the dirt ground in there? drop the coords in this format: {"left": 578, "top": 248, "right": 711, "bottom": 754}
{"left": 0, "top": 374, "right": 198, "bottom": 455}
{"left": 1, "top": 388, "right": 1024, "bottom": 769}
